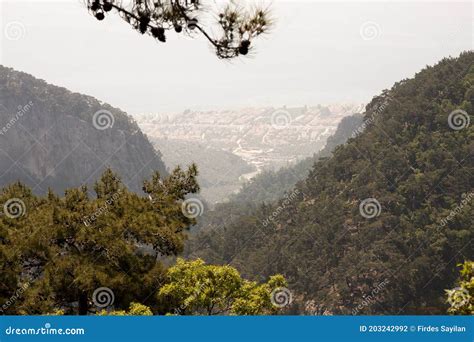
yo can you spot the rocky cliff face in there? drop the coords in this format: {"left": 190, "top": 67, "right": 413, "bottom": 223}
{"left": 0, "top": 66, "right": 166, "bottom": 195}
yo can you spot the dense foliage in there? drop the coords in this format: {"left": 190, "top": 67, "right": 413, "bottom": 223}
{"left": 0, "top": 166, "right": 199, "bottom": 315}
{"left": 188, "top": 52, "right": 474, "bottom": 314}
{"left": 184, "top": 113, "right": 364, "bottom": 255}
{"left": 97, "top": 302, "right": 153, "bottom": 316}
{"left": 446, "top": 261, "right": 473, "bottom": 315}
{"left": 0, "top": 166, "right": 287, "bottom": 315}
{"left": 158, "top": 258, "right": 287, "bottom": 315}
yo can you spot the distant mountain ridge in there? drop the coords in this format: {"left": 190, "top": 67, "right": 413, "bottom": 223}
{"left": 0, "top": 66, "right": 167, "bottom": 195}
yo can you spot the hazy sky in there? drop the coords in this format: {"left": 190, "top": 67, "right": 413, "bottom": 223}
{"left": 0, "top": 0, "right": 472, "bottom": 115}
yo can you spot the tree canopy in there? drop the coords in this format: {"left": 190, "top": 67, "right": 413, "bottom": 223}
{"left": 0, "top": 165, "right": 288, "bottom": 315}
{"left": 157, "top": 258, "right": 287, "bottom": 315}
{"left": 446, "top": 261, "right": 473, "bottom": 315}
{"left": 0, "top": 166, "right": 199, "bottom": 315}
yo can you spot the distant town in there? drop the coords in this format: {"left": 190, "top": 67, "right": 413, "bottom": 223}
{"left": 137, "top": 104, "right": 364, "bottom": 203}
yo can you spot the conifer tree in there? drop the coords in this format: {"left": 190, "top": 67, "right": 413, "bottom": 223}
{"left": 85, "top": 0, "right": 272, "bottom": 58}
{"left": 0, "top": 166, "right": 200, "bottom": 315}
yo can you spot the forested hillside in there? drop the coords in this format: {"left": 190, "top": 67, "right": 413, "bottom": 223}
{"left": 0, "top": 66, "right": 167, "bottom": 195}
{"left": 188, "top": 52, "right": 474, "bottom": 314}
{"left": 183, "top": 113, "right": 363, "bottom": 257}
{"left": 229, "top": 114, "right": 364, "bottom": 204}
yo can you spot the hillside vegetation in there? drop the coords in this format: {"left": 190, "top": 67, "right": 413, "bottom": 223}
{"left": 229, "top": 114, "right": 364, "bottom": 205}
{"left": 188, "top": 52, "right": 474, "bottom": 314}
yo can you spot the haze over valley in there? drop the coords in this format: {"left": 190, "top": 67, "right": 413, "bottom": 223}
{"left": 138, "top": 104, "right": 364, "bottom": 203}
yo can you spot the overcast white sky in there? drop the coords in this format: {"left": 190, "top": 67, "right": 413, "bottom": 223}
{"left": 0, "top": 0, "right": 472, "bottom": 115}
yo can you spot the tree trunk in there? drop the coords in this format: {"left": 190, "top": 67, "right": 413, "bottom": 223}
{"left": 78, "top": 292, "right": 88, "bottom": 315}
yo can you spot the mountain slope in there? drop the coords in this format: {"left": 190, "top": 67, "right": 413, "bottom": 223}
{"left": 185, "top": 113, "right": 364, "bottom": 255}
{"left": 0, "top": 66, "right": 166, "bottom": 194}
{"left": 229, "top": 113, "right": 364, "bottom": 204}
{"left": 188, "top": 52, "right": 474, "bottom": 314}
{"left": 150, "top": 138, "right": 256, "bottom": 204}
